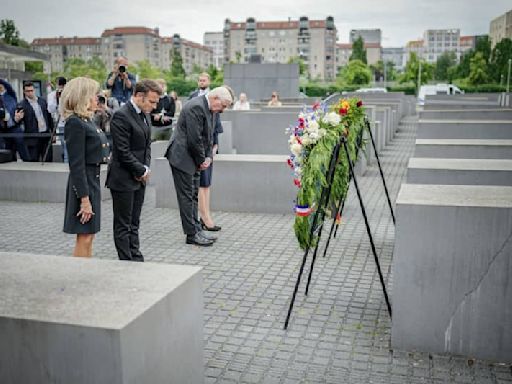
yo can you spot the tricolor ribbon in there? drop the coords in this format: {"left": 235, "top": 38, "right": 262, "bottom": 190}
{"left": 295, "top": 204, "right": 312, "bottom": 217}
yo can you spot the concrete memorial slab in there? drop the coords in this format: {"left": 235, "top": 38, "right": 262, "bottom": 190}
{"left": 414, "top": 139, "right": 512, "bottom": 159}
{"left": 419, "top": 109, "right": 512, "bottom": 121}
{"left": 417, "top": 120, "right": 512, "bottom": 140}
{"left": 392, "top": 184, "right": 512, "bottom": 362}
{"left": 0, "top": 162, "right": 110, "bottom": 202}
{"left": 154, "top": 154, "right": 296, "bottom": 214}
{"left": 0, "top": 252, "right": 203, "bottom": 384}
{"left": 406, "top": 158, "right": 512, "bottom": 186}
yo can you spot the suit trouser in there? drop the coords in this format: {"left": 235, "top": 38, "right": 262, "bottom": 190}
{"left": 171, "top": 165, "right": 201, "bottom": 236}
{"left": 111, "top": 186, "right": 146, "bottom": 261}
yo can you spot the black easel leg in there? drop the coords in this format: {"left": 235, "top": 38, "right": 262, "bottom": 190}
{"left": 342, "top": 138, "right": 392, "bottom": 318}
{"left": 322, "top": 198, "right": 345, "bottom": 258}
{"left": 365, "top": 119, "right": 395, "bottom": 225}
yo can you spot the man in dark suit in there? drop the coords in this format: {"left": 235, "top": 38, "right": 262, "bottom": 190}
{"left": 106, "top": 79, "right": 161, "bottom": 261}
{"left": 165, "top": 86, "right": 233, "bottom": 246}
{"left": 14, "top": 82, "right": 53, "bottom": 162}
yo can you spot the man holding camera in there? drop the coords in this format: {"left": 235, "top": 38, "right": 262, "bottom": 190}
{"left": 106, "top": 57, "right": 136, "bottom": 105}
{"left": 47, "top": 77, "right": 68, "bottom": 162}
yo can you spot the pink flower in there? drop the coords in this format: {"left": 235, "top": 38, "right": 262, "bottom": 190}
{"left": 294, "top": 178, "right": 301, "bottom": 188}
{"left": 312, "top": 102, "right": 321, "bottom": 110}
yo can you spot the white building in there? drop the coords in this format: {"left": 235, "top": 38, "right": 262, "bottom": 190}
{"left": 490, "top": 9, "right": 512, "bottom": 48}
{"left": 422, "top": 29, "right": 460, "bottom": 63}
{"left": 349, "top": 29, "right": 382, "bottom": 45}
{"left": 203, "top": 32, "right": 224, "bottom": 69}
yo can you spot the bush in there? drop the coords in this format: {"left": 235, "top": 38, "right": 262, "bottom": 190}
{"left": 166, "top": 78, "right": 197, "bottom": 97}
{"left": 387, "top": 84, "right": 417, "bottom": 95}
{"left": 453, "top": 82, "right": 507, "bottom": 93}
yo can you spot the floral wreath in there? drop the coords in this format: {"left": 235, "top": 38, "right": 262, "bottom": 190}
{"left": 287, "top": 98, "right": 366, "bottom": 249}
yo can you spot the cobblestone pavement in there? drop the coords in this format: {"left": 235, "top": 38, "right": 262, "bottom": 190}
{"left": 1, "top": 116, "right": 511, "bottom": 383}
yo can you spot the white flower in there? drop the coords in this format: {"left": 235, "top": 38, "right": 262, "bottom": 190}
{"left": 301, "top": 135, "right": 311, "bottom": 146}
{"left": 309, "top": 131, "right": 319, "bottom": 140}
{"left": 291, "top": 143, "right": 303, "bottom": 156}
{"left": 322, "top": 112, "right": 341, "bottom": 126}
{"left": 318, "top": 128, "right": 327, "bottom": 137}
{"left": 308, "top": 120, "right": 319, "bottom": 132}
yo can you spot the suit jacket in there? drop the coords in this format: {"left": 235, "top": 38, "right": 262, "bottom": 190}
{"left": 165, "top": 95, "right": 213, "bottom": 175}
{"left": 16, "top": 97, "right": 53, "bottom": 145}
{"left": 65, "top": 115, "right": 110, "bottom": 198}
{"left": 106, "top": 101, "right": 151, "bottom": 191}
{"left": 188, "top": 89, "right": 223, "bottom": 146}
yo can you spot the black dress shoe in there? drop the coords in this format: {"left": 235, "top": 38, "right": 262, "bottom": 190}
{"left": 200, "top": 218, "right": 222, "bottom": 232}
{"left": 198, "top": 230, "right": 217, "bottom": 242}
{"left": 186, "top": 233, "right": 213, "bottom": 246}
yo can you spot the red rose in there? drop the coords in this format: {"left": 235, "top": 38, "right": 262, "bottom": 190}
{"left": 294, "top": 178, "right": 301, "bottom": 188}
{"left": 287, "top": 158, "right": 294, "bottom": 168}
{"left": 356, "top": 100, "right": 363, "bottom": 107}
{"left": 312, "top": 101, "right": 321, "bottom": 110}
{"left": 339, "top": 108, "right": 347, "bottom": 115}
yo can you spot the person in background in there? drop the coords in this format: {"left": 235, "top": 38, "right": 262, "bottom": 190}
{"left": 0, "top": 79, "right": 29, "bottom": 161}
{"left": 93, "top": 93, "right": 113, "bottom": 133}
{"left": 15, "top": 81, "right": 53, "bottom": 162}
{"left": 105, "top": 56, "right": 136, "bottom": 105}
{"left": 233, "top": 92, "right": 250, "bottom": 110}
{"left": 47, "top": 76, "right": 68, "bottom": 162}
{"left": 267, "top": 91, "right": 282, "bottom": 107}
{"left": 60, "top": 77, "right": 110, "bottom": 257}
{"left": 170, "top": 91, "right": 182, "bottom": 116}
{"left": 150, "top": 79, "right": 175, "bottom": 140}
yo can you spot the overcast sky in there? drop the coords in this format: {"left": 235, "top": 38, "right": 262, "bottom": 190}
{"left": 4, "top": 0, "right": 511, "bottom": 47}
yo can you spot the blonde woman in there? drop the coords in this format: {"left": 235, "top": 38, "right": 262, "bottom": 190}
{"left": 60, "top": 77, "right": 110, "bottom": 257}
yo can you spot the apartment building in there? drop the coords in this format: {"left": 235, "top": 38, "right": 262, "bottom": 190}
{"left": 349, "top": 29, "right": 382, "bottom": 45}
{"left": 204, "top": 32, "right": 224, "bottom": 69}
{"left": 422, "top": 29, "right": 460, "bottom": 63}
{"left": 222, "top": 16, "right": 337, "bottom": 80}
{"left": 32, "top": 37, "right": 101, "bottom": 72}
{"left": 490, "top": 9, "right": 512, "bottom": 48}
{"left": 381, "top": 47, "right": 405, "bottom": 71}
{"left": 335, "top": 42, "right": 382, "bottom": 73}
{"left": 32, "top": 27, "right": 211, "bottom": 75}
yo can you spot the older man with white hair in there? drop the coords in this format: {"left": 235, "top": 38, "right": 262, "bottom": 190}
{"left": 165, "top": 86, "right": 233, "bottom": 246}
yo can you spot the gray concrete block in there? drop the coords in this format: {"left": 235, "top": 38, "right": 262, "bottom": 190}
{"left": 406, "top": 158, "right": 512, "bottom": 186}
{"left": 423, "top": 103, "right": 501, "bottom": 110}
{"left": 414, "top": 139, "right": 512, "bottom": 159}
{"left": 218, "top": 121, "right": 235, "bottom": 154}
{"left": 0, "top": 252, "right": 203, "bottom": 384}
{"left": 0, "top": 162, "right": 110, "bottom": 202}
{"left": 392, "top": 184, "right": 512, "bottom": 362}
{"left": 154, "top": 155, "right": 296, "bottom": 214}
{"left": 419, "top": 109, "right": 512, "bottom": 121}
{"left": 417, "top": 120, "right": 512, "bottom": 140}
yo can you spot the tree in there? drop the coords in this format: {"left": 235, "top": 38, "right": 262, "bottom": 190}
{"left": 287, "top": 56, "right": 307, "bottom": 76}
{"left": 0, "top": 19, "right": 29, "bottom": 48}
{"left": 63, "top": 56, "right": 107, "bottom": 84}
{"left": 489, "top": 38, "right": 512, "bottom": 84}
{"left": 350, "top": 36, "right": 367, "bottom": 64}
{"left": 131, "top": 60, "right": 163, "bottom": 80}
{"left": 468, "top": 52, "right": 489, "bottom": 85}
{"left": 475, "top": 35, "right": 491, "bottom": 63}
{"left": 206, "top": 64, "right": 223, "bottom": 83}
{"left": 400, "top": 52, "right": 433, "bottom": 86}
{"left": 435, "top": 51, "right": 457, "bottom": 81}
{"left": 170, "top": 49, "right": 186, "bottom": 78}
{"left": 338, "top": 59, "right": 371, "bottom": 85}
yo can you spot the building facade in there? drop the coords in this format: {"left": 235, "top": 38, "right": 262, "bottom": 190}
{"left": 32, "top": 27, "right": 211, "bottom": 75}
{"left": 422, "top": 29, "right": 460, "bottom": 63}
{"left": 349, "top": 29, "right": 382, "bottom": 45}
{"left": 490, "top": 9, "right": 512, "bottom": 48}
{"left": 335, "top": 42, "right": 382, "bottom": 73}
{"left": 223, "top": 16, "right": 337, "bottom": 80}
{"left": 203, "top": 32, "right": 224, "bottom": 69}
{"left": 382, "top": 47, "right": 405, "bottom": 71}
{"left": 32, "top": 37, "right": 101, "bottom": 73}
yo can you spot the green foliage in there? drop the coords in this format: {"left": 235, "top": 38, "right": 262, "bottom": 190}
{"left": 288, "top": 56, "right": 308, "bottom": 76}
{"left": 206, "top": 64, "right": 223, "bottom": 83}
{"left": 387, "top": 84, "right": 417, "bottom": 95}
{"left": 475, "top": 35, "right": 492, "bottom": 63}
{"left": 489, "top": 38, "right": 512, "bottom": 84}
{"left": 452, "top": 80, "right": 506, "bottom": 93}
{"left": 131, "top": 60, "right": 163, "bottom": 80}
{"left": 165, "top": 77, "right": 197, "bottom": 97}
{"left": 435, "top": 51, "right": 457, "bottom": 81}
{"left": 170, "top": 49, "right": 186, "bottom": 79}
{"left": 370, "top": 60, "right": 397, "bottom": 82}
{"left": 25, "top": 61, "right": 44, "bottom": 73}
{"left": 0, "top": 19, "right": 28, "bottom": 47}
{"left": 62, "top": 56, "right": 107, "bottom": 84}
{"left": 400, "top": 52, "right": 433, "bottom": 86}
{"left": 468, "top": 52, "right": 489, "bottom": 85}
{"left": 338, "top": 60, "right": 372, "bottom": 85}
{"left": 350, "top": 36, "right": 367, "bottom": 64}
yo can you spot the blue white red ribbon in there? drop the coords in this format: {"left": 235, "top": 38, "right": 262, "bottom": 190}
{"left": 295, "top": 204, "right": 312, "bottom": 217}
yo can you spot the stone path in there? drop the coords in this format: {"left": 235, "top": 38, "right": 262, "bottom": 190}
{"left": 1, "top": 116, "right": 511, "bottom": 383}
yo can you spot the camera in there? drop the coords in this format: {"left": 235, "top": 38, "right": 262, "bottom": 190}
{"left": 15, "top": 107, "right": 24, "bottom": 113}
{"left": 97, "top": 95, "right": 106, "bottom": 105}
{"left": 118, "top": 65, "right": 126, "bottom": 73}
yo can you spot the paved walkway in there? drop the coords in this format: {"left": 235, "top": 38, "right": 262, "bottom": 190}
{"left": 1, "top": 116, "right": 511, "bottom": 383}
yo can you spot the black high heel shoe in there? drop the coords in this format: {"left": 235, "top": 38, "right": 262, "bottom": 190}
{"left": 200, "top": 218, "right": 221, "bottom": 231}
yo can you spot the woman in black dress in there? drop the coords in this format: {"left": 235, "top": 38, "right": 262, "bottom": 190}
{"left": 60, "top": 77, "right": 110, "bottom": 257}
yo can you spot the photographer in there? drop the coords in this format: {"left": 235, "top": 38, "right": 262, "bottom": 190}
{"left": 47, "top": 77, "right": 68, "bottom": 162}
{"left": 93, "top": 93, "right": 113, "bottom": 134}
{"left": 105, "top": 57, "right": 135, "bottom": 105}
{"left": 150, "top": 79, "right": 175, "bottom": 140}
